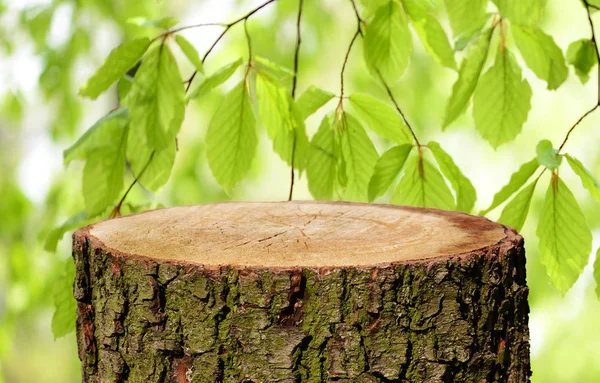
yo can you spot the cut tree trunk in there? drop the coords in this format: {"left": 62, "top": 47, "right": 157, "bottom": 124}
{"left": 73, "top": 201, "right": 530, "bottom": 383}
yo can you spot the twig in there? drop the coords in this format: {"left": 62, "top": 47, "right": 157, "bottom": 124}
{"left": 348, "top": 0, "right": 421, "bottom": 146}
{"left": 558, "top": 104, "right": 599, "bottom": 152}
{"left": 169, "top": 22, "right": 228, "bottom": 34}
{"left": 288, "top": 0, "right": 304, "bottom": 202}
{"left": 184, "top": 0, "right": 279, "bottom": 93}
{"left": 338, "top": 28, "right": 361, "bottom": 109}
{"left": 110, "top": 150, "right": 156, "bottom": 218}
{"left": 557, "top": 1, "right": 600, "bottom": 152}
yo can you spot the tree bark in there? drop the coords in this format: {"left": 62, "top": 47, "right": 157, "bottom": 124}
{"left": 73, "top": 201, "right": 530, "bottom": 383}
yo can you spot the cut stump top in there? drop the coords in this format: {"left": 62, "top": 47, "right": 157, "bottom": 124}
{"left": 81, "top": 201, "right": 512, "bottom": 269}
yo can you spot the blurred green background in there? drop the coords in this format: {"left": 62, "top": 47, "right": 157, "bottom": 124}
{"left": 1, "top": 0, "right": 599, "bottom": 382}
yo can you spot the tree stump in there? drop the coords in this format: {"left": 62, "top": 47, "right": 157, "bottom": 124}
{"left": 73, "top": 201, "right": 530, "bottom": 383}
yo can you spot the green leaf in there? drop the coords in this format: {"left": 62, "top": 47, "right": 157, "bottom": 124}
{"left": 443, "top": 28, "right": 493, "bottom": 128}
{"left": 206, "top": 81, "right": 257, "bottom": 193}
{"left": 349, "top": 93, "right": 413, "bottom": 145}
{"left": 307, "top": 114, "right": 339, "bottom": 200}
{"left": 444, "top": 0, "right": 487, "bottom": 38}
{"left": 79, "top": 37, "right": 151, "bottom": 99}
{"left": 403, "top": 1, "right": 457, "bottom": 70}
{"left": 256, "top": 72, "right": 293, "bottom": 140}
{"left": 392, "top": 155, "right": 455, "bottom": 210}
{"left": 566, "top": 39, "right": 597, "bottom": 84}
{"left": 512, "top": 25, "right": 568, "bottom": 90}
{"left": 127, "top": 16, "right": 179, "bottom": 29}
{"left": 126, "top": 45, "right": 185, "bottom": 150}
{"left": 44, "top": 212, "right": 89, "bottom": 252}
{"left": 565, "top": 154, "right": 600, "bottom": 203}
{"left": 255, "top": 72, "right": 308, "bottom": 169}
{"left": 595, "top": 247, "right": 600, "bottom": 299}
{"left": 340, "top": 113, "right": 379, "bottom": 201}
{"left": 127, "top": 124, "right": 176, "bottom": 192}
{"left": 428, "top": 141, "right": 476, "bottom": 213}
{"left": 295, "top": 86, "right": 335, "bottom": 121}
{"left": 537, "top": 175, "right": 592, "bottom": 293}
{"left": 63, "top": 108, "right": 128, "bottom": 165}
{"left": 187, "top": 58, "right": 243, "bottom": 100}
{"left": 472, "top": 47, "right": 532, "bottom": 149}
{"left": 117, "top": 75, "right": 134, "bottom": 101}
{"left": 52, "top": 259, "right": 76, "bottom": 339}
{"left": 493, "top": 0, "right": 545, "bottom": 26}
{"left": 480, "top": 158, "right": 539, "bottom": 215}
{"left": 175, "top": 35, "right": 204, "bottom": 74}
{"left": 255, "top": 56, "right": 295, "bottom": 79}
{"left": 498, "top": 180, "right": 537, "bottom": 232}
{"left": 82, "top": 128, "right": 127, "bottom": 218}
{"left": 364, "top": 1, "right": 413, "bottom": 83}
{"left": 536, "top": 139, "right": 561, "bottom": 170}
{"left": 368, "top": 144, "right": 413, "bottom": 202}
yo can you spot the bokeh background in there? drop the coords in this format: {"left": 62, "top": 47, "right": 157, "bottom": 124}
{"left": 1, "top": 0, "right": 599, "bottom": 381}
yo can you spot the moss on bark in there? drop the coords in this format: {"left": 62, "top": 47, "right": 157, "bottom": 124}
{"left": 73, "top": 229, "right": 530, "bottom": 382}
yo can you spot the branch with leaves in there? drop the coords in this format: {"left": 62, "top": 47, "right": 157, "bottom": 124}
{"left": 57, "top": 0, "right": 600, "bottom": 326}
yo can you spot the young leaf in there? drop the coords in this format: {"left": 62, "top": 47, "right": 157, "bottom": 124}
{"left": 187, "top": 58, "right": 243, "bottom": 100}
{"left": 472, "top": 47, "right": 532, "bottom": 149}
{"left": 83, "top": 129, "right": 127, "bottom": 217}
{"left": 595, "top": 247, "right": 600, "bottom": 299}
{"left": 392, "top": 155, "right": 455, "bottom": 210}
{"left": 63, "top": 107, "right": 128, "bottom": 165}
{"left": 255, "top": 56, "right": 295, "bottom": 79}
{"left": 480, "top": 158, "right": 539, "bottom": 215}
{"left": 127, "top": 124, "right": 176, "bottom": 192}
{"left": 44, "top": 211, "right": 89, "bottom": 252}
{"left": 272, "top": 110, "right": 310, "bottom": 171}
{"left": 117, "top": 75, "right": 134, "bottom": 101}
{"left": 428, "top": 141, "right": 476, "bottom": 213}
{"left": 295, "top": 86, "right": 335, "bottom": 121}
{"left": 307, "top": 115, "right": 338, "bottom": 200}
{"left": 363, "top": 1, "right": 413, "bottom": 83}
{"left": 52, "top": 259, "right": 76, "bottom": 339}
{"left": 349, "top": 93, "right": 413, "bottom": 145}
{"left": 255, "top": 72, "right": 307, "bottom": 169}
{"left": 403, "top": 0, "right": 457, "bottom": 70}
{"left": 498, "top": 180, "right": 537, "bottom": 232}
{"left": 512, "top": 25, "right": 568, "bottom": 90}
{"left": 126, "top": 45, "right": 185, "bottom": 150}
{"left": 565, "top": 154, "right": 600, "bottom": 203}
{"left": 493, "top": 0, "right": 545, "bottom": 26}
{"left": 536, "top": 139, "right": 561, "bottom": 170}
{"left": 175, "top": 35, "right": 204, "bottom": 74}
{"left": 206, "top": 81, "right": 257, "bottom": 193}
{"left": 340, "top": 113, "right": 379, "bottom": 202}
{"left": 368, "top": 144, "right": 413, "bottom": 202}
{"left": 443, "top": 28, "right": 493, "bottom": 128}
{"left": 566, "top": 39, "right": 597, "bottom": 84}
{"left": 256, "top": 72, "right": 293, "bottom": 140}
{"left": 79, "top": 37, "right": 151, "bottom": 99}
{"left": 444, "top": 0, "right": 487, "bottom": 38}
{"left": 537, "top": 175, "right": 592, "bottom": 293}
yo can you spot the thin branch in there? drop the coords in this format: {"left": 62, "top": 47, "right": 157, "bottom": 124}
{"left": 348, "top": 0, "right": 421, "bottom": 146}
{"left": 557, "top": 2, "right": 600, "bottom": 152}
{"left": 184, "top": 0, "right": 279, "bottom": 92}
{"left": 169, "top": 22, "right": 228, "bottom": 34}
{"left": 244, "top": 18, "right": 253, "bottom": 63}
{"left": 377, "top": 72, "right": 421, "bottom": 147}
{"left": 338, "top": 28, "right": 361, "bottom": 104}
{"left": 110, "top": 150, "right": 156, "bottom": 218}
{"left": 558, "top": 104, "right": 599, "bottom": 152}
{"left": 288, "top": 0, "right": 304, "bottom": 202}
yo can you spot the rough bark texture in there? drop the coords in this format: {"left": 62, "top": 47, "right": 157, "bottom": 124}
{"left": 73, "top": 202, "right": 530, "bottom": 382}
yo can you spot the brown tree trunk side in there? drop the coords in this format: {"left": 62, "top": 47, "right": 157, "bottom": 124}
{"left": 73, "top": 202, "right": 530, "bottom": 382}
